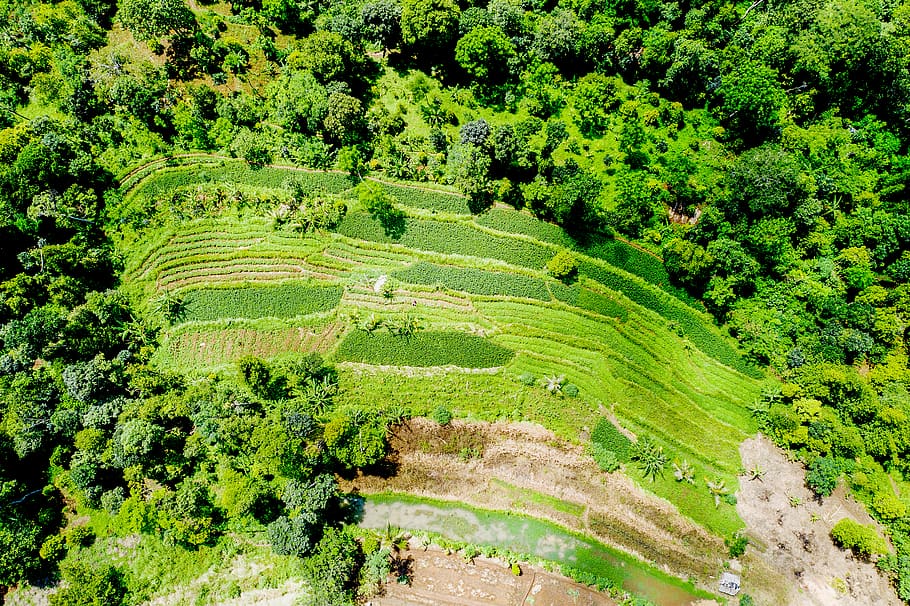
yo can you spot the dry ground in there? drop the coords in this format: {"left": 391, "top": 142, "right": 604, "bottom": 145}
{"left": 737, "top": 435, "right": 900, "bottom": 606}
{"left": 371, "top": 545, "right": 616, "bottom": 606}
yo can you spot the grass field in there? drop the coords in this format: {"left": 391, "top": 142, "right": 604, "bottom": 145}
{"left": 116, "top": 156, "right": 764, "bottom": 537}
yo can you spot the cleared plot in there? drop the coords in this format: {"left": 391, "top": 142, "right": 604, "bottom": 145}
{"left": 163, "top": 323, "right": 340, "bottom": 367}
{"left": 180, "top": 283, "right": 343, "bottom": 321}
{"left": 336, "top": 212, "right": 554, "bottom": 269}
{"left": 335, "top": 330, "right": 514, "bottom": 368}
{"left": 392, "top": 262, "right": 551, "bottom": 301}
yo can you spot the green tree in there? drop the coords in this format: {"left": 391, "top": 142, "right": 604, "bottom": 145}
{"left": 573, "top": 73, "right": 618, "bottom": 136}
{"left": 306, "top": 526, "right": 361, "bottom": 604}
{"left": 117, "top": 0, "right": 194, "bottom": 42}
{"left": 49, "top": 561, "right": 128, "bottom": 606}
{"left": 806, "top": 456, "right": 839, "bottom": 497}
{"left": 401, "top": 0, "right": 460, "bottom": 58}
{"left": 362, "top": 0, "right": 402, "bottom": 52}
{"left": 830, "top": 518, "right": 888, "bottom": 558}
{"left": 546, "top": 250, "right": 578, "bottom": 281}
{"left": 720, "top": 60, "right": 784, "bottom": 141}
{"left": 455, "top": 26, "right": 515, "bottom": 85}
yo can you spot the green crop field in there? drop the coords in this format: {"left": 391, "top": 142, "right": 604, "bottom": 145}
{"left": 115, "top": 156, "right": 764, "bottom": 537}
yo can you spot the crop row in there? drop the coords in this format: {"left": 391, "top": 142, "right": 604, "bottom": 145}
{"left": 336, "top": 212, "right": 554, "bottom": 269}
{"left": 392, "top": 262, "right": 551, "bottom": 301}
{"left": 179, "top": 283, "right": 344, "bottom": 322}
{"left": 577, "top": 259, "right": 760, "bottom": 377}
{"left": 126, "top": 162, "right": 353, "bottom": 203}
{"left": 378, "top": 182, "right": 470, "bottom": 214}
{"left": 334, "top": 330, "right": 514, "bottom": 368}
{"left": 473, "top": 208, "right": 577, "bottom": 248}
{"left": 163, "top": 323, "right": 339, "bottom": 368}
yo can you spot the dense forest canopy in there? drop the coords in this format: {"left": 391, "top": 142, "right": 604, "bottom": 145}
{"left": 1, "top": 0, "right": 910, "bottom": 602}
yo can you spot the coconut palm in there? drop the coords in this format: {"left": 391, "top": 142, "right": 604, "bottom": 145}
{"left": 705, "top": 477, "right": 729, "bottom": 508}
{"left": 542, "top": 374, "right": 565, "bottom": 393}
{"left": 633, "top": 438, "right": 668, "bottom": 482}
{"left": 672, "top": 459, "right": 696, "bottom": 484}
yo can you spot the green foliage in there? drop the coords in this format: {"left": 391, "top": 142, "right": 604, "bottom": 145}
{"left": 725, "top": 532, "right": 748, "bottom": 558}
{"left": 806, "top": 456, "right": 839, "bottom": 497}
{"left": 590, "top": 418, "right": 632, "bottom": 462}
{"left": 431, "top": 405, "right": 453, "bottom": 425}
{"left": 547, "top": 250, "right": 578, "bottom": 281}
{"left": 49, "top": 560, "right": 129, "bottom": 606}
{"left": 591, "top": 443, "right": 620, "bottom": 472}
{"left": 335, "top": 330, "right": 514, "bottom": 368}
{"left": 393, "top": 262, "right": 550, "bottom": 300}
{"left": 631, "top": 437, "right": 669, "bottom": 482}
{"left": 180, "top": 284, "right": 343, "bottom": 322}
{"left": 455, "top": 26, "right": 515, "bottom": 85}
{"left": 337, "top": 213, "right": 554, "bottom": 269}
{"left": 305, "top": 526, "right": 361, "bottom": 604}
{"left": 830, "top": 518, "right": 888, "bottom": 559}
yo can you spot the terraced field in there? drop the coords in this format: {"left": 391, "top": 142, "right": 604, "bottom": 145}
{"left": 117, "top": 157, "right": 764, "bottom": 537}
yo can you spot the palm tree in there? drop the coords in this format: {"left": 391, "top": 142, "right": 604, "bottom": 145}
{"left": 542, "top": 374, "right": 565, "bottom": 393}
{"left": 633, "top": 438, "right": 668, "bottom": 482}
{"left": 706, "top": 477, "right": 729, "bottom": 508}
{"left": 672, "top": 459, "right": 696, "bottom": 484}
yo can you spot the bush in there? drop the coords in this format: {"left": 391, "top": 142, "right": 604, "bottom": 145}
{"left": 830, "top": 518, "right": 888, "bottom": 558}
{"left": 431, "top": 405, "right": 453, "bottom": 425}
{"left": 547, "top": 250, "right": 578, "bottom": 281}
{"left": 562, "top": 383, "right": 579, "bottom": 397}
{"left": 591, "top": 443, "right": 620, "bottom": 472}
{"left": 806, "top": 456, "right": 839, "bottom": 497}
{"left": 49, "top": 561, "right": 129, "bottom": 606}
{"left": 726, "top": 532, "right": 748, "bottom": 558}
{"left": 590, "top": 418, "right": 632, "bottom": 462}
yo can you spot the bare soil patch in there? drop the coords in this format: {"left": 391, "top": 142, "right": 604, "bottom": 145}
{"left": 737, "top": 435, "right": 900, "bottom": 605}
{"left": 372, "top": 545, "right": 615, "bottom": 606}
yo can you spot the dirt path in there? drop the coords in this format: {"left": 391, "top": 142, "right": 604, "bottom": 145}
{"left": 736, "top": 435, "right": 900, "bottom": 605}
{"left": 342, "top": 419, "right": 738, "bottom": 599}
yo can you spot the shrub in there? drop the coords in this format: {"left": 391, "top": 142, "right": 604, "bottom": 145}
{"left": 49, "top": 561, "right": 129, "bottom": 606}
{"left": 562, "top": 383, "right": 579, "bottom": 397}
{"left": 518, "top": 372, "right": 536, "bottom": 386}
{"left": 431, "top": 405, "right": 453, "bottom": 425}
{"left": 726, "top": 532, "right": 748, "bottom": 558}
{"left": 806, "top": 456, "right": 839, "bottom": 497}
{"left": 547, "top": 250, "right": 578, "bottom": 281}
{"left": 590, "top": 418, "right": 632, "bottom": 461}
{"left": 591, "top": 443, "right": 620, "bottom": 472}
{"left": 830, "top": 518, "right": 888, "bottom": 558}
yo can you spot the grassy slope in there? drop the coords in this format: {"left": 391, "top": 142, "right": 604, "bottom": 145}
{"left": 117, "top": 161, "right": 763, "bottom": 536}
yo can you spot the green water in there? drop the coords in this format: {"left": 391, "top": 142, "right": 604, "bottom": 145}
{"left": 358, "top": 493, "right": 713, "bottom": 606}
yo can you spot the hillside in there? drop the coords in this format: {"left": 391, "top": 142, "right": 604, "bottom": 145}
{"left": 1, "top": 0, "right": 910, "bottom": 603}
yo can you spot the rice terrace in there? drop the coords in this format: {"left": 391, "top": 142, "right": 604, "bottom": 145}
{"left": 111, "top": 154, "right": 781, "bottom": 603}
